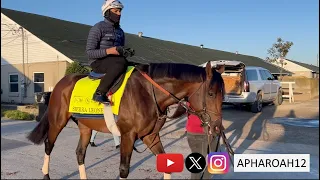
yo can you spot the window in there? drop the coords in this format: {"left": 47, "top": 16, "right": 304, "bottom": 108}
{"left": 259, "top": 70, "right": 268, "bottom": 80}
{"left": 263, "top": 70, "right": 274, "bottom": 80}
{"left": 9, "top": 74, "right": 19, "bottom": 92}
{"left": 246, "top": 69, "right": 258, "bottom": 81}
{"left": 259, "top": 70, "right": 274, "bottom": 80}
{"left": 34, "top": 73, "right": 44, "bottom": 93}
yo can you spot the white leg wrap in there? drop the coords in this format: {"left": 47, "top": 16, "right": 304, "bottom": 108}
{"left": 113, "top": 135, "right": 120, "bottom": 146}
{"left": 78, "top": 164, "right": 87, "bottom": 179}
{"left": 164, "top": 173, "right": 171, "bottom": 179}
{"left": 41, "top": 154, "right": 50, "bottom": 175}
{"left": 119, "top": 178, "right": 126, "bottom": 180}
{"left": 103, "top": 105, "right": 121, "bottom": 136}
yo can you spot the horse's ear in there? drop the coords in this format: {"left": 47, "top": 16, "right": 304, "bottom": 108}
{"left": 205, "top": 61, "right": 212, "bottom": 79}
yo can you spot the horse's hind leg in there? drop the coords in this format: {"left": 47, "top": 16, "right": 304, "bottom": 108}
{"left": 76, "top": 123, "right": 92, "bottom": 179}
{"left": 119, "top": 131, "right": 136, "bottom": 179}
{"left": 142, "top": 133, "right": 171, "bottom": 180}
{"left": 42, "top": 138, "right": 52, "bottom": 179}
{"left": 42, "top": 122, "right": 68, "bottom": 179}
{"left": 42, "top": 112, "right": 71, "bottom": 179}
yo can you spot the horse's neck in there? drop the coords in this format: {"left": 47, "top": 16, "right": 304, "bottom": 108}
{"left": 155, "top": 79, "right": 198, "bottom": 110}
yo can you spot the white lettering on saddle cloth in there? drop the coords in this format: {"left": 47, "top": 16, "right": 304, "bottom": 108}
{"left": 71, "top": 106, "right": 104, "bottom": 114}
{"left": 72, "top": 107, "right": 103, "bottom": 114}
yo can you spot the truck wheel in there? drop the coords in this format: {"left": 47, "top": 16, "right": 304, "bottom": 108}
{"left": 273, "top": 89, "right": 283, "bottom": 106}
{"left": 251, "top": 92, "right": 263, "bottom": 113}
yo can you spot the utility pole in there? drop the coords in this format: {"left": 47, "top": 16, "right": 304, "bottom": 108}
{"left": 317, "top": 53, "right": 319, "bottom": 67}
{"left": 19, "top": 26, "right": 27, "bottom": 98}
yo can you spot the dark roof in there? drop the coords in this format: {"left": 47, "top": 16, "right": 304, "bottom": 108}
{"left": 286, "top": 59, "right": 319, "bottom": 73}
{"left": 1, "top": 8, "right": 292, "bottom": 74}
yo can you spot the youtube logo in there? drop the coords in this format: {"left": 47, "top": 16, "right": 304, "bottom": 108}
{"left": 156, "top": 154, "right": 184, "bottom": 173}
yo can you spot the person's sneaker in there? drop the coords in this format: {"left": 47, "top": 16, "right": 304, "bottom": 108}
{"left": 92, "top": 91, "right": 110, "bottom": 104}
{"left": 90, "top": 142, "right": 97, "bottom": 147}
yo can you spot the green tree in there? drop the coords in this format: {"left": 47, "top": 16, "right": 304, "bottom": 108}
{"left": 65, "top": 62, "right": 91, "bottom": 75}
{"left": 266, "top": 38, "right": 294, "bottom": 80}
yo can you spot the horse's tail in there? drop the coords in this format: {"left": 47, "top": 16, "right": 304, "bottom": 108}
{"left": 27, "top": 92, "right": 52, "bottom": 145}
{"left": 27, "top": 110, "right": 49, "bottom": 145}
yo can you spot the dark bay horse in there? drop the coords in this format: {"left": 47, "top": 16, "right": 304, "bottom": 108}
{"left": 27, "top": 62, "right": 225, "bottom": 179}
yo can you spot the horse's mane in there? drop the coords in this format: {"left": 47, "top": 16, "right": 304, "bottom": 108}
{"left": 145, "top": 63, "right": 225, "bottom": 96}
{"left": 148, "top": 63, "right": 206, "bottom": 82}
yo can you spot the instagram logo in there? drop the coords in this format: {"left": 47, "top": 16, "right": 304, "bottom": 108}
{"left": 207, "top": 152, "right": 230, "bottom": 174}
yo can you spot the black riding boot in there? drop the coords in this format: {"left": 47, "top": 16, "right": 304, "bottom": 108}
{"left": 92, "top": 90, "right": 111, "bottom": 104}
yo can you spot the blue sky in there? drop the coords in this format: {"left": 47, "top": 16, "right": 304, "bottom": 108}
{"left": 2, "top": 0, "right": 319, "bottom": 65}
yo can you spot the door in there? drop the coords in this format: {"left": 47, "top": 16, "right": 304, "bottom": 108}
{"left": 264, "top": 70, "right": 278, "bottom": 99}
{"left": 258, "top": 70, "right": 271, "bottom": 101}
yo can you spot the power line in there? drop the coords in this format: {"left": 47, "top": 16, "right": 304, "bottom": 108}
{"left": 2, "top": 25, "right": 87, "bottom": 43}
{"left": 1, "top": 30, "right": 11, "bottom": 38}
{"left": 1, "top": 34, "right": 22, "bottom": 40}
{"left": 1, "top": 23, "right": 16, "bottom": 25}
{"left": 1, "top": 40, "right": 41, "bottom": 47}
{"left": 1, "top": 35, "right": 21, "bottom": 46}
{"left": 1, "top": 24, "right": 22, "bottom": 35}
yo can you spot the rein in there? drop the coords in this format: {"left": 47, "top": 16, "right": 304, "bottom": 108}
{"left": 133, "top": 68, "right": 234, "bottom": 162}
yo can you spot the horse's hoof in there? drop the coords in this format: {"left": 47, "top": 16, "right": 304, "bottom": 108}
{"left": 43, "top": 174, "right": 50, "bottom": 179}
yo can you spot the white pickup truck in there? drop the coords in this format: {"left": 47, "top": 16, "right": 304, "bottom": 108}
{"left": 201, "top": 60, "right": 283, "bottom": 113}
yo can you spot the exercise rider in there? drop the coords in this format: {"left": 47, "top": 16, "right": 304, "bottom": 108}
{"left": 86, "top": 0, "right": 133, "bottom": 136}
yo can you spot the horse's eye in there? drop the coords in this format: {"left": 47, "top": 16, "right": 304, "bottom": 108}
{"left": 208, "top": 91, "right": 215, "bottom": 98}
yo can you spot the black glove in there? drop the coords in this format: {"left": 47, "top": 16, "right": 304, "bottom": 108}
{"left": 126, "top": 48, "right": 135, "bottom": 57}
{"left": 116, "top": 46, "right": 135, "bottom": 58}
{"left": 116, "top": 46, "right": 125, "bottom": 56}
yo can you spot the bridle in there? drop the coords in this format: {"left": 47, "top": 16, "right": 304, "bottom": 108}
{"left": 136, "top": 68, "right": 219, "bottom": 129}
{"left": 134, "top": 68, "right": 234, "bottom": 165}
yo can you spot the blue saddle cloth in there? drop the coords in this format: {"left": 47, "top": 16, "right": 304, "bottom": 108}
{"left": 88, "top": 71, "right": 105, "bottom": 79}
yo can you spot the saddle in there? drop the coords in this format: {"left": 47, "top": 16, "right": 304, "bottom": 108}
{"left": 88, "top": 61, "right": 140, "bottom": 94}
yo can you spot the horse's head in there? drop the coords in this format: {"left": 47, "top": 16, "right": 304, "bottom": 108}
{"left": 187, "top": 61, "right": 225, "bottom": 135}
{"left": 145, "top": 62, "right": 225, "bottom": 134}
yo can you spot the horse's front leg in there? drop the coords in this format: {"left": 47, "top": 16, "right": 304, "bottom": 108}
{"left": 76, "top": 124, "right": 92, "bottom": 179}
{"left": 119, "top": 131, "right": 136, "bottom": 179}
{"left": 142, "top": 133, "right": 171, "bottom": 180}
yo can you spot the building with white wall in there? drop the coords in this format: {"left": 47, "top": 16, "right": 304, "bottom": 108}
{"left": 270, "top": 58, "right": 319, "bottom": 78}
{"left": 1, "top": 9, "right": 73, "bottom": 104}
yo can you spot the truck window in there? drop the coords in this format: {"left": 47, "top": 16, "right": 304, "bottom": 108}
{"left": 259, "top": 70, "right": 268, "bottom": 80}
{"left": 246, "top": 69, "right": 258, "bottom": 81}
{"left": 264, "top": 70, "right": 274, "bottom": 80}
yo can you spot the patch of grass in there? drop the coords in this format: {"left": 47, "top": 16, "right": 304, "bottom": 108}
{"left": 3, "top": 110, "right": 35, "bottom": 120}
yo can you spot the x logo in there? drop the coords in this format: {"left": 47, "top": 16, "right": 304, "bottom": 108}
{"left": 185, "top": 153, "right": 207, "bottom": 173}
{"left": 189, "top": 156, "right": 203, "bottom": 170}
